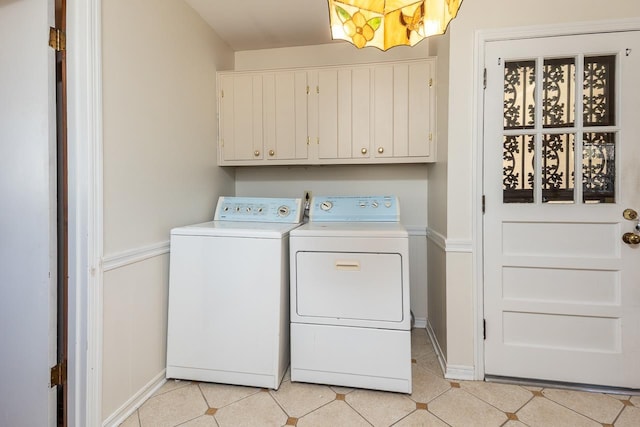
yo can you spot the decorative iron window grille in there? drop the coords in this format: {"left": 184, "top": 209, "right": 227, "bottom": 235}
{"left": 583, "top": 132, "right": 616, "bottom": 203}
{"left": 542, "top": 133, "right": 575, "bottom": 202}
{"left": 503, "top": 134, "right": 535, "bottom": 203}
{"left": 584, "top": 56, "right": 616, "bottom": 127}
{"left": 502, "top": 55, "right": 617, "bottom": 204}
{"left": 504, "top": 61, "right": 536, "bottom": 130}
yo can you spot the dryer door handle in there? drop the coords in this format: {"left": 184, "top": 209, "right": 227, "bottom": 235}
{"left": 335, "top": 260, "right": 361, "bottom": 271}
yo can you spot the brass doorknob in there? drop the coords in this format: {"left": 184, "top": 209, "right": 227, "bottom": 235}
{"left": 269, "top": 149, "right": 275, "bottom": 156}
{"left": 377, "top": 147, "right": 384, "bottom": 154}
{"left": 623, "top": 208, "right": 638, "bottom": 221}
{"left": 622, "top": 232, "right": 640, "bottom": 245}
{"left": 254, "top": 150, "right": 260, "bottom": 157}
{"left": 361, "top": 148, "right": 367, "bottom": 155}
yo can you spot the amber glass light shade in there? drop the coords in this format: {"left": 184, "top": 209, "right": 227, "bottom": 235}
{"left": 327, "top": 0, "right": 462, "bottom": 50}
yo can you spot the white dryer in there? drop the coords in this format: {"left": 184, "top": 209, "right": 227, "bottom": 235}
{"left": 290, "top": 195, "right": 412, "bottom": 393}
{"left": 166, "top": 196, "right": 303, "bottom": 389}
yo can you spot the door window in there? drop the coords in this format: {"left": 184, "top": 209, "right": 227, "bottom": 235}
{"left": 502, "top": 56, "right": 617, "bottom": 204}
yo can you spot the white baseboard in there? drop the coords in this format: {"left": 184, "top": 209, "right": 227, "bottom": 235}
{"left": 413, "top": 317, "right": 427, "bottom": 329}
{"left": 102, "top": 370, "right": 167, "bottom": 427}
{"left": 444, "top": 365, "right": 476, "bottom": 381}
{"left": 425, "top": 320, "right": 447, "bottom": 376}
{"left": 425, "top": 320, "right": 476, "bottom": 381}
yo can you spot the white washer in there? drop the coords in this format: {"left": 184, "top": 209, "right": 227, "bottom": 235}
{"left": 290, "top": 195, "right": 412, "bottom": 393}
{"left": 166, "top": 196, "right": 303, "bottom": 389}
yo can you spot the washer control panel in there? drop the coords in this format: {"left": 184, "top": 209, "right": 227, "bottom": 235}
{"left": 214, "top": 197, "right": 303, "bottom": 223}
{"left": 309, "top": 195, "right": 399, "bottom": 222}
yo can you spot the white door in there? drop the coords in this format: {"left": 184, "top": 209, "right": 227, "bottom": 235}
{"left": 483, "top": 32, "right": 640, "bottom": 388}
{"left": 0, "top": 0, "right": 58, "bottom": 425}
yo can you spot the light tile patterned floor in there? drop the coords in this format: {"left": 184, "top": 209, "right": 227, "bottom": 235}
{"left": 120, "top": 329, "right": 639, "bottom": 427}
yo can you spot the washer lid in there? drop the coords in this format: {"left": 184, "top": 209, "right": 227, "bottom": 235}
{"left": 171, "top": 221, "right": 302, "bottom": 238}
{"left": 290, "top": 221, "right": 407, "bottom": 238}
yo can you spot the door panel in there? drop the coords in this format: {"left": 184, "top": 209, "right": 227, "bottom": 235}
{"left": 483, "top": 32, "right": 640, "bottom": 388}
{"left": 0, "top": 0, "right": 57, "bottom": 424}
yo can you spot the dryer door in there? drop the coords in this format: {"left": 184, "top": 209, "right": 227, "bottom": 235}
{"left": 295, "top": 251, "right": 404, "bottom": 325}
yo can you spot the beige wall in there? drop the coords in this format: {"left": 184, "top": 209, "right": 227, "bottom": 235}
{"left": 103, "top": 1, "right": 234, "bottom": 253}
{"left": 427, "top": 239, "right": 447, "bottom": 356}
{"left": 101, "top": 0, "right": 234, "bottom": 421}
{"left": 442, "top": 0, "right": 640, "bottom": 373}
{"left": 425, "top": 32, "right": 450, "bottom": 355}
{"left": 235, "top": 165, "right": 428, "bottom": 225}
{"left": 427, "top": 33, "right": 449, "bottom": 236}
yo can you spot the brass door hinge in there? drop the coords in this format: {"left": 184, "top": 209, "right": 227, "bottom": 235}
{"left": 50, "top": 360, "right": 67, "bottom": 387}
{"left": 49, "top": 27, "right": 66, "bottom": 52}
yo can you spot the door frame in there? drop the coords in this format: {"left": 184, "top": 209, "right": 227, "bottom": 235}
{"left": 55, "top": 0, "right": 68, "bottom": 424}
{"left": 66, "top": 0, "right": 103, "bottom": 425}
{"left": 473, "top": 18, "right": 640, "bottom": 382}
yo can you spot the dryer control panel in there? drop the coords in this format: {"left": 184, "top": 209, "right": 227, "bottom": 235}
{"left": 309, "top": 195, "right": 399, "bottom": 222}
{"left": 214, "top": 197, "right": 303, "bottom": 223}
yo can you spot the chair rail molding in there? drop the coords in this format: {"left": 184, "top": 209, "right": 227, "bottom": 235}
{"left": 102, "top": 241, "right": 170, "bottom": 272}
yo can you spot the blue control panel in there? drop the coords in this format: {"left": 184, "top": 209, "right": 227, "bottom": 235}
{"left": 309, "top": 195, "right": 400, "bottom": 222}
{"left": 214, "top": 197, "right": 303, "bottom": 223}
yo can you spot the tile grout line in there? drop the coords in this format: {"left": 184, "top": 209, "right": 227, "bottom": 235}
{"left": 460, "top": 382, "right": 536, "bottom": 420}
{"left": 532, "top": 390, "right": 620, "bottom": 426}
{"left": 265, "top": 385, "right": 294, "bottom": 421}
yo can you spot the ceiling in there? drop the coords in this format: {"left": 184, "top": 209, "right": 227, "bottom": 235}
{"left": 185, "top": 0, "right": 338, "bottom": 51}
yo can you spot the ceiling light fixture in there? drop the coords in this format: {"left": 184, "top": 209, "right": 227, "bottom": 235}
{"left": 327, "top": 0, "right": 462, "bottom": 50}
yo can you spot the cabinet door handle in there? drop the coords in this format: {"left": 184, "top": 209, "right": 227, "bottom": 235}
{"left": 377, "top": 147, "right": 384, "bottom": 154}
{"left": 254, "top": 150, "right": 260, "bottom": 157}
{"left": 269, "top": 149, "right": 275, "bottom": 157}
{"left": 361, "top": 148, "right": 367, "bottom": 155}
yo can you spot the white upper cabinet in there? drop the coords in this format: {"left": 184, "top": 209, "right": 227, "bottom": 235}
{"left": 373, "top": 60, "right": 434, "bottom": 161}
{"left": 217, "top": 59, "right": 435, "bottom": 166}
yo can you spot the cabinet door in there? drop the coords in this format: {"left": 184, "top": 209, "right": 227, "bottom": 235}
{"left": 317, "top": 69, "right": 339, "bottom": 159}
{"left": 373, "top": 65, "right": 394, "bottom": 158}
{"left": 373, "top": 61, "right": 434, "bottom": 160}
{"left": 219, "top": 73, "right": 263, "bottom": 162}
{"left": 351, "top": 67, "right": 372, "bottom": 159}
{"left": 263, "top": 71, "right": 309, "bottom": 160}
{"left": 317, "top": 68, "right": 371, "bottom": 160}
